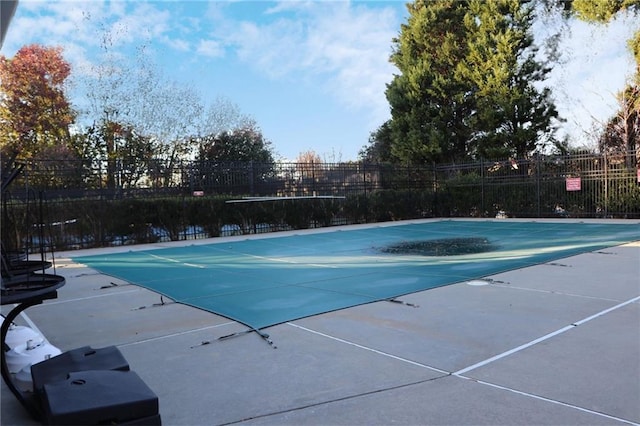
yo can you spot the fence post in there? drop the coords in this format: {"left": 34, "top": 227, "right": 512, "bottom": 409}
{"left": 480, "top": 157, "right": 485, "bottom": 215}
{"left": 249, "top": 161, "right": 255, "bottom": 196}
{"left": 432, "top": 162, "right": 438, "bottom": 217}
{"left": 189, "top": 160, "right": 194, "bottom": 193}
{"left": 312, "top": 160, "right": 317, "bottom": 196}
{"left": 536, "top": 154, "right": 541, "bottom": 217}
{"left": 604, "top": 151, "right": 608, "bottom": 217}
{"left": 362, "top": 162, "right": 368, "bottom": 223}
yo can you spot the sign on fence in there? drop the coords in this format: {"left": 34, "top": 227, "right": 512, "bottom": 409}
{"left": 637, "top": 168, "right": 640, "bottom": 184}
{"left": 566, "top": 177, "right": 581, "bottom": 192}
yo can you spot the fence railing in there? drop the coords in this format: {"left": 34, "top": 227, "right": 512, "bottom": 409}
{"left": 3, "top": 160, "right": 436, "bottom": 199}
{"left": 433, "top": 151, "right": 639, "bottom": 218}
{"left": 2, "top": 150, "right": 638, "bottom": 252}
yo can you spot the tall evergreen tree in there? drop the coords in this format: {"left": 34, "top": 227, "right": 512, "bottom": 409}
{"left": 460, "top": 0, "right": 560, "bottom": 158}
{"left": 386, "top": 0, "right": 473, "bottom": 164}
{"left": 384, "top": 0, "right": 561, "bottom": 164}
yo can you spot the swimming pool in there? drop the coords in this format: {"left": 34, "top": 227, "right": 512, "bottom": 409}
{"left": 73, "top": 220, "right": 640, "bottom": 330}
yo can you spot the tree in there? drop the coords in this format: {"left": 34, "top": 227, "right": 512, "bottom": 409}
{"left": 80, "top": 40, "right": 204, "bottom": 187}
{"left": 386, "top": 0, "right": 473, "bottom": 164}
{"left": 385, "top": 0, "right": 560, "bottom": 164}
{"left": 200, "top": 96, "right": 256, "bottom": 139}
{"left": 296, "top": 150, "right": 322, "bottom": 165}
{"left": 188, "top": 96, "right": 259, "bottom": 163}
{"left": 295, "top": 150, "right": 324, "bottom": 186}
{"left": 68, "top": 128, "right": 104, "bottom": 189}
{"left": 110, "top": 126, "right": 157, "bottom": 189}
{"left": 460, "top": 0, "right": 560, "bottom": 158}
{"left": 598, "top": 85, "right": 639, "bottom": 165}
{"left": 359, "top": 121, "right": 393, "bottom": 163}
{"left": 71, "top": 120, "right": 158, "bottom": 190}
{"left": 81, "top": 28, "right": 267, "bottom": 187}
{"left": 0, "top": 44, "right": 75, "bottom": 161}
{"left": 193, "top": 124, "right": 276, "bottom": 192}
{"left": 197, "top": 125, "right": 274, "bottom": 164}
{"left": 571, "top": 0, "right": 639, "bottom": 23}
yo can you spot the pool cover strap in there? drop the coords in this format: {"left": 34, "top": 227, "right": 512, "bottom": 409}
{"left": 218, "top": 328, "right": 276, "bottom": 348}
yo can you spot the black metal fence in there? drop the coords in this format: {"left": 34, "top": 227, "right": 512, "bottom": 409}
{"left": 2, "top": 150, "right": 638, "bottom": 252}
{"left": 434, "top": 151, "right": 639, "bottom": 219}
{"left": 2, "top": 159, "right": 434, "bottom": 199}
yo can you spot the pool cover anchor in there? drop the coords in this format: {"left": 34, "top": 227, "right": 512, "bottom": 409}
{"left": 217, "top": 327, "right": 277, "bottom": 349}
{"left": 547, "top": 262, "right": 572, "bottom": 267}
{"left": 132, "top": 296, "right": 174, "bottom": 311}
{"left": 100, "top": 282, "right": 118, "bottom": 289}
{"left": 99, "top": 280, "right": 131, "bottom": 290}
{"left": 483, "top": 278, "right": 510, "bottom": 285}
{"left": 388, "top": 298, "right": 419, "bottom": 308}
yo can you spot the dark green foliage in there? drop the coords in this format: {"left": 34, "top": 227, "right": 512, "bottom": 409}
{"left": 367, "top": 189, "right": 435, "bottom": 222}
{"left": 155, "top": 198, "right": 185, "bottom": 241}
{"left": 184, "top": 197, "right": 230, "bottom": 238}
{"left": 387, "top": 0, "right": 473, "bottom": 164}
{"left": 383, "top": 0, "right": 561, "bottom": 164}
{"left": 461, "top": 0, "right": 560, "bottom": 158}
{"left": 16, "top": 191, "right": 435, "bottom": 249}
{"left": 103, "top": 199, "right": 160, "bottom": 244}
{"left": 342, "top": 194, "right": 370, "bottom": 224}
{"left": 192, "top": 127, "right": 277, "bottom": 195}
{"left": 196, "top": 126, "right": 274, "bottom": 164}
{"left": 310, "top": 199, "right": 343, "bottom": 227}
{"left": 4, "top": 174, "right": 638, "bottom": 252}
{"left": 73, "top": 199, "right": 108, "bottom": 247}
{"left": 360, "top": 121, "right": 394, "bottom": 163}
{"left": 437, "top": 172, "right": 485, "bottom": 217}
{"left": 600, "top": 178, "right": 640, "bottom": 216}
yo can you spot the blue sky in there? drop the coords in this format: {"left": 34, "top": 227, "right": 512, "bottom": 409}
{"left": 1, "top": 1, "right": 638, "bottom": 161}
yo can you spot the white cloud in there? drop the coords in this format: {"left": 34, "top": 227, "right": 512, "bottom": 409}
{"left": 5, "top": 1, "right": 116, "bottom": 51}
{"left": 264, "top": 1, "right": 314, "bottom": 15}
{"left": 299, "top": 2, "right": 398, "bottom": 123}
{"left": 163, "top": 37, "right": 190, "bottom": 52}
{"left": 237, "top": 19, "right": 307, "bottom": 77}
{"left": 2, "top": 1, "right": 190, "bottom": 55}
{"left": 216, "top": 1, "right": 400, "bottom": 126}
{"left": 0, "top": 1, "right": 397, "bottom": 133}
{"left": 196, "top": 39, "right": 224, "bottom": 58}
{"left": 98, "top": 3, "right": 171, "bottom": 46}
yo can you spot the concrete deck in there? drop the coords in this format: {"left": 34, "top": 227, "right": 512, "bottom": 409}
{"left": 2, "top": 219, "right": 639, "bottom": 425}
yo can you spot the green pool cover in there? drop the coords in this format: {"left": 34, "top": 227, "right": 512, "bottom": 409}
{"left": 72, "top": 220, "right": 640, "bottom": 330}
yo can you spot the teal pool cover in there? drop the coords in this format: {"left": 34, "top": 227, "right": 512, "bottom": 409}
{"left": 72, "top": 221, "right": 640, "bottom": 330}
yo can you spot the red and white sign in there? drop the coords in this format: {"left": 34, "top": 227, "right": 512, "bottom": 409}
{"left": 637, "top": 168, "right": 640, "bottom": 183}
{"left": 192, "top": 191, "right": 204, "bottom": 197}
{"left": 566, "top": 177, "right": 581, "bottom": 192}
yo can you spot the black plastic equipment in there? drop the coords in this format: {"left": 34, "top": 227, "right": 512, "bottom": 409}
{"left": 41, "top": 370, "right": 160, "bottom": 425}
{"left": 31, "top": 345, "right": 130, "bottom": 393}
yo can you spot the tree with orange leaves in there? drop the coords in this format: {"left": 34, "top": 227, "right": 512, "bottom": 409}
{"left": 0, "top": 44, "right": 76, "bottom": 162}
